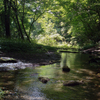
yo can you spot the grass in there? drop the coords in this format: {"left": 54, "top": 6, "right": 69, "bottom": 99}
{"left": 0, "top": 38, "right": 57, "bottom": 54}
{"left": 0, "top": 38, "right": 86, "bottom": 54}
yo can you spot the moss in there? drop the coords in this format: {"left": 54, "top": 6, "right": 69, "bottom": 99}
{"left": 0, "top": 57, "right": 17, "bottom": 63}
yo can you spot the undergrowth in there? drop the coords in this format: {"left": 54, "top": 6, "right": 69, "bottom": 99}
{"left": 0, "top": 88, "right": 4, "bottom": 99}
{"left": 0, "top": 38, "right": 57, "bottom": 53}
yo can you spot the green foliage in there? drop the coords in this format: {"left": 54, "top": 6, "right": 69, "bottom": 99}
{"left": 37, "top": 34, "right": 65, "bottom": 46}
{"left": 0, "top": 38, "right": 33, "bottom": 52}
{"left": 0, "top": 0, "right": 54, "bottom": 41}
{"left": 38, "top": 35, "right": 57, "bottom": 46}
{"left": 0, "top": 88, "right": 4, "bottom": 99}
{"left": 81, "top": 43, "right": 96, "bottom": 50}
{"left": 0, "top": 0, "right": 99, "bottom": 47}
{"left": 52, "top": 0, "right": 100, "bottom": 45}
{"left": 0, "top": 38, "right": 57, "bottom": 53}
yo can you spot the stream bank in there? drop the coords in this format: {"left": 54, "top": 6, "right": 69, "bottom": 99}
{"left": 0, "top": 45, "right": 100, "bottom": 71}
{"left": 0, "top": 52, "right": 100, "bottom": 100}
{"left": 0, "top": 52, "right": 60, "bottom": 71}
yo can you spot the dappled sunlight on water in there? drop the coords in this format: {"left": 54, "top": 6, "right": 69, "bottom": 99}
{"left": 0, "top": 53, "right": 100, "bottom": 100}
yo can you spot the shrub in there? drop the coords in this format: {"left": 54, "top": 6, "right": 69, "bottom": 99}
{"left": 0, "top": 39, "right": 33, "bottom": 52}
{"left": 37, "top": 34, "right": 65, "bottom": 46}
{"left": 0, "top": 88, "right": 4, "bottom": 99}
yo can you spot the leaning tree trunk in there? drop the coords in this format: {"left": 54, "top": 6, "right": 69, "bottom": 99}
{"left": 60, "top": 53, "right": 70, "bottom": 72}
{"left": 10, "top": 0, "right": 24, "bottom": 40}
{"left": 15, "top": 14, "right": 24, "bottom": 40}
{"left": 21, "top": 0, "right": 30, "bottom": 42}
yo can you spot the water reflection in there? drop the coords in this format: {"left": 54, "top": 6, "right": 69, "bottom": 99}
{"left": 0, "top": 53, "right": 100, "bottom": 100}
{"left": 60, "top": 53, "right": 70, "bottom": 72}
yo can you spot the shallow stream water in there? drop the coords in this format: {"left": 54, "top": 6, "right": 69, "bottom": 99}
{"left": 0, "top": 53, "right": 100, "bottom": 100}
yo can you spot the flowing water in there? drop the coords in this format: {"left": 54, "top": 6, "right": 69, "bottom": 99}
{"left": 0, "top": 53, "right": 100, "bottom": 100}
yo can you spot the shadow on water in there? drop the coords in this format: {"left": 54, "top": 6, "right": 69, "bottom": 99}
{"left": 0, "top": 53, "right": 100, "bottom": 100}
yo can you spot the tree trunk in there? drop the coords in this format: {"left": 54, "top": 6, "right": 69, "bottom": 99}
{"left": 4, "top": 0, "right": 11, "bottom": 38}
{"left": 15, "top": 14, "right": 24, "bottom": 40}
{"left": 21, "top": 0, "right": 30, "bottom": 42}
{"left": 10, "top": 0, "right": 24, "bottom": 40}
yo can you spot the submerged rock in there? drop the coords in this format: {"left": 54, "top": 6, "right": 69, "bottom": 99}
{"left": 62, "top": 67, "right": 70, "bottom": 72}
{"left": 0, "top": 57, "right": 17, "bottom": 63}
{"left": 38, "top": 77, "right": 50, "bottom": 83}
{"left": 63, "top": 80, "right": 84, "bottom": 86}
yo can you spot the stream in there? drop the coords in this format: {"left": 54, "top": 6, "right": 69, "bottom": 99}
{"left": 0, "top": 52, "right": 100, "bottom": 100}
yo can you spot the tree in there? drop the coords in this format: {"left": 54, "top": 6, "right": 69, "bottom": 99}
{"left": 3, "top": 0, "right": 11, "bottom": 38}
{"left": 53, "top": 0, "right": 100, "bottom": 45}
{"left": 0, "top": 0, "right": 53, "bottom": 41}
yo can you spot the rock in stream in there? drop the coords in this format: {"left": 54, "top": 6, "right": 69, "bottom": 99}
{"left": 0, "top": 57, "right": 33, "bottom": 71}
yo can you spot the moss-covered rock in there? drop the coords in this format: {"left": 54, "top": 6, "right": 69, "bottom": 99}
{"left": 38, "top": 77, "right": 50, "bottom": 83}
{"left": 0, "top": 57, "right": 17, "bottom": 63}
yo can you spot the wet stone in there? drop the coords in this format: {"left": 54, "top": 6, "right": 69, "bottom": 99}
{"left": 0, "top": 61, "right": 33, "bottom": 71}
{"left": 63, "top": 80, "right": 84, "bottom": 86}
{"left": 38, "top": 77, "right": 50, "bottom": 84}
{"left": 62, "top": 67, "right": 70, "bottom": 72}
{"left": 0, "top": 57, "right": 17, "bottom": 63}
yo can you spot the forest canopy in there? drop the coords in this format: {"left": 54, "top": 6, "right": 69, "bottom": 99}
{"left": 0, "top": 0, "right": 100, "bottom": 47}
